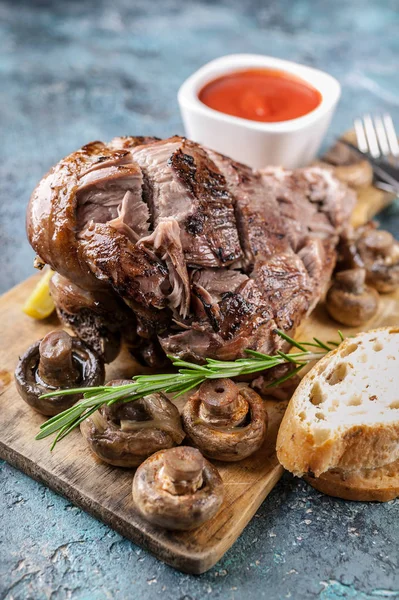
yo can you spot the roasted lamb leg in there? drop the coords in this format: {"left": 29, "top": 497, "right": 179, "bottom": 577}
{"left": 27, "top": 136, "right": 355, "bottom": 366}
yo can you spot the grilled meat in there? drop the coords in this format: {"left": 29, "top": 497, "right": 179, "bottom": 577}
{"left": 27, "top": 136, "right": 355, "bottom": 365}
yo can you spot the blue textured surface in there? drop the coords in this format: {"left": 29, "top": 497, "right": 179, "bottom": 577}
{"left": 1, "top": 0, "right": 399, "bottom": 598}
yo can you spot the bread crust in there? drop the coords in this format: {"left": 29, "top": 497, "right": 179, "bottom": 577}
{"left": 304, "top": 459, "right": 399, "bottom": 502}
{"left": 276, "top": 327, "right": 399, "bottom": 477}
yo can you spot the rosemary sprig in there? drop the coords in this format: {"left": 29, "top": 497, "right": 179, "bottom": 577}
{"left": 36, "top": 329, "right": 343, "bottom": 448}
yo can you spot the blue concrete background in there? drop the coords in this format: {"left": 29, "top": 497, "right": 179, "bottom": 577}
{"left": 1, "top": 0, "right": 399, "bottom": 598}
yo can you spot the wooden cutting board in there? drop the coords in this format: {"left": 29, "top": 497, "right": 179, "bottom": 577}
{"left": 0, "top": 180, "right": 398, "bottom": 574}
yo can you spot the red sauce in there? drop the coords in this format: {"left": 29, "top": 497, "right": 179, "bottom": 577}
{"left": 198, "top": 68, "right": 322, "bottom": 123}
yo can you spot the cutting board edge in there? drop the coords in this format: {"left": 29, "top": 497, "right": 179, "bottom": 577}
{"left": 0, "top": 434, "right": 284, "bottom": 575}
{"left": 0, "top": 439, "right": 211, "bottom": 574}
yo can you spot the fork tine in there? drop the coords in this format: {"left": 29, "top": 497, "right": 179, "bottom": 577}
{"left": 363, "top": 114, "right": 380, "bottom": 158}
{"left": 373, "top": 115, "right": 390, "bottom": 156}
{"left": 354, "top": 118, "right": 368, "bottom": 152}
{"left": 383, "top": 114, "right": 399, "bottom": 158}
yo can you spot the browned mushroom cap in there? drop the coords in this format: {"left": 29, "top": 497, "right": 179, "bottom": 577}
{"left": 356, "top": 226, "right": 399, "bottom": 293}
{"left": 182, "top": 379, "right": 267, "bottom": 461}
{"left": 337, "top": 223, "right": 399, "bottom": 294}
{"left": 80, "top": 381, "right": 185, "bottom": 467}
{"left": 132, "top": 446, "right": 224, "bottom": 530}
{"left": 321, "top": 141, "right": 373, "bottom": 189}
{"left": 326, "top": 268, "right": 379, "bottom": 327}
{"left": 14, "top": 330, "right": 105, "bottom": 415}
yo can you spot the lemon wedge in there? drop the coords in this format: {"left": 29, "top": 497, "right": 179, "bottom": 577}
{"left": 23, "top": 269, "right": 55, "bottom": 320}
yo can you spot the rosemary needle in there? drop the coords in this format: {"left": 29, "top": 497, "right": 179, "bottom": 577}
{"left": 36, "top": 329, "right": 344, "bottom": 448}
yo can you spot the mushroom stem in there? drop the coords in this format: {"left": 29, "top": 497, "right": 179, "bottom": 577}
{"left": 160, "top": 447, "right": 204, "bottom": 495}
{"left": 197, "top": 379, "right": 249, "bottom": 427}
{"left": 326, "top": 267, "right": 379, "bottom": 327}
{"left": 38, "top": 331, "right": 80, "bottom": 386}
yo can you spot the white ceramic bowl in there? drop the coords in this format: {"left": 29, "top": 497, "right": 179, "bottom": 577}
{"left": 178, "top": 54, "right": 341, "bottom": 169}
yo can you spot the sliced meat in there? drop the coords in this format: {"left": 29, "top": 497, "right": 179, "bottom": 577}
{"left": 139, "top": 219, "right": 190, "bottom": 318}
{"left": 217, "top": 278, "right": 278, "bottom": 357}
{"left": 159, "top": 326, "right": 218, "bottom": 363}
{"left": 79, "top": 222, "right": 168, "bottom": 310}
{"left": 254, "top": 254, "right": 313, "bottom": 334}
{"left": 131, "top": 137, "right": 243, "bottom": 267}
{"left": 76, "top": 160, "right": 144, "bottom": 232}
{"left": 131, "top": 137, "right": 184, "bottom": 223}
{"left": 160, "top": 277, "right": 278, "bottom": 362}
{"left": 192, "top": 269, "right": 248, "bottom": 303}
{"left": 298, "top": 238, "right": 336, "bottom": 310}
{"left": 191, "top": 268, "right": 248, "bottom": 325}
{"left": 27, "top": 141, "right": 116, "bottom": 290}
{"left": 27, "top": 140, "right": 155, "bottom": 291}
{"left": 108, "top": 190, "right": 150, "bottom": 243}
{"left": 207, "top": 149, "right": 290, "bottom": 269}
{"left": 27, "top": 135, "right": 356, "bottom": 367}
{"left": 261, "top": 166, "right": 356, "bottom": 246}
{"left": 170, "top": 140, "right": 243, "bottom": 266}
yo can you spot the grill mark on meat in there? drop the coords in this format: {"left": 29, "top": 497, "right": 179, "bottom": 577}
{"left": 141, "top": 171, "right": 155, "bottom": 229}
{"left": 219, "top": 291, "right": 255, "bottom": 339}
{"left": 170, "top": 146, "right": 230, "bottom": 202}
{"left": 191, "top": 283, "right": 221, "bottom": 332}
{"left": 254, "top": 254, "right": 313, "bottom": 333}
{"left": 27, "top": 135, "right": 355, "bottom": 366}
{"left": 132, "top": 137, "right": 242, "bottom": 268}
{"left": 78, "top": 150, "right": 133, "bottom": 175}
{"left": 27, "top": 140, "right": 126, "bottom": 291}
{"left": 131, "top": 137, "right": 185, "bottom": 225}
{"left": 79, "top": 222, "right": 169, "bottom": 313}
{"left": 109, "top": 136, "right": 161, "bottom": 150}
{"left": 171, "top": 141, "right": 242, "bottom": 266}
{"left": 161, "top": 276, "right": 278, "bottom": 362}
{"left": 262, "top": 166, "right": 354, "bottom": 244}
{"left": 205, "top": 148, "right": 289, "bottom": 270}
{"left": 192, "top": 268, "right": 248, "bottom": 303}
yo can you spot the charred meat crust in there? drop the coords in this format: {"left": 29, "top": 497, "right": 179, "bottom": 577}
{"left": 169, "top": 142, "right": 242, "bottom": 266}
{"left": 27, "top": 136, "right": 355, "bottom": 365}
{"left": 79, "top": 223, "right": 169, "bottom": 309}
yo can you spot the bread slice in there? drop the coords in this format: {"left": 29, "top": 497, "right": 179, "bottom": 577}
{"left": 304, "top": 459, "right": 399, "bottom": 502}
{"left": 276, "top": 327, "right": 399, "bottom": 477}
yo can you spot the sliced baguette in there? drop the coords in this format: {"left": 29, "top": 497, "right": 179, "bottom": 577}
{"left": 304, "top": 459, "right": 399, "bottom": 502}
{"left": 276, "top": 327, "right": 399, "bottom": 477}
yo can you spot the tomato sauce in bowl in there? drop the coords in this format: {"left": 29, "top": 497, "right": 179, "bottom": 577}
{"left": 198, "top": 68, "right": 322, "bottom": 123}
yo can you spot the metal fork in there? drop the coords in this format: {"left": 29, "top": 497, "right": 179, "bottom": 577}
{"left": 351, "top": 114, "right": 399, "bottom": 193}
{"left": 354, "top": 114, "right": 399, "bottom": 162}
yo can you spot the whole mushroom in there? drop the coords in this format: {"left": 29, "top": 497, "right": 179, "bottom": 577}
{"left": 326, "top": 268, "right": 379, "bottom": 326}
{"left": 182, "top": 379, "right": 267, "bottom": 461}
{"left": 80, "top": 380, "right": 185, "bottom": 467}
{"left": 15, "top": 330, "right": 105, "bottom": 415}
{"left": 356, "top": 226, "right": 399, "bottom": 293}
{"left": 132, "top": 446, "right": 224, "bottom": 530}
{"left": 337, "top": 223, "right": 399, "bottom": 294}
{"left": 321, "top": 141, "right": 374, "bottom": 190}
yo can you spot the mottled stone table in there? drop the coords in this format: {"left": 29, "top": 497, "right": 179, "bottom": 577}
{"left": 1, "top": 1, "right": 399, "bottom": 598}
